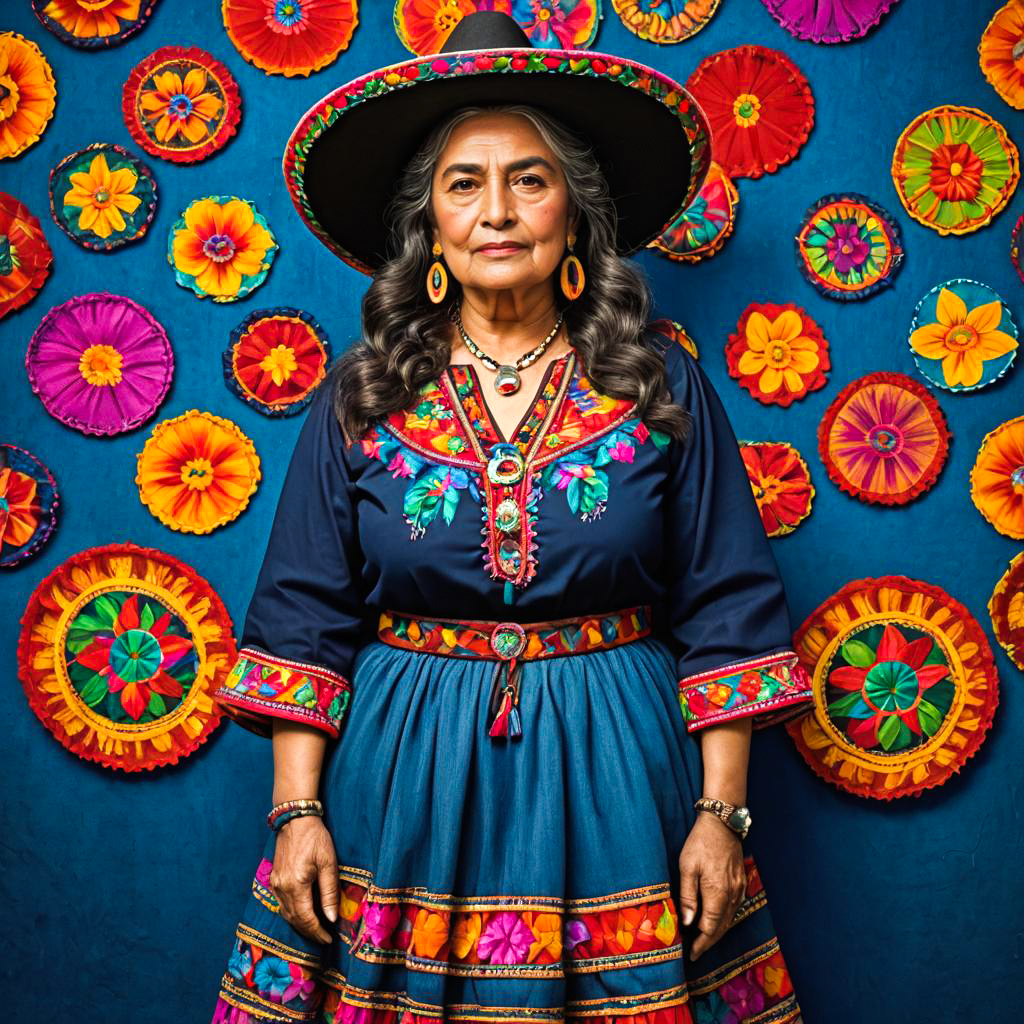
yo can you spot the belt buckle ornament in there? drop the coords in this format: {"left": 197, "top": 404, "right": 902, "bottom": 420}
{"left": 489, "top": 621, "right": 527, "bottom": 659}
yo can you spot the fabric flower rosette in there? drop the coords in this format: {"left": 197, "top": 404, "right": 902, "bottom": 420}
{"left": 610, "top": 0, "right": 721, "bottom": 43}
{"left": 738, "top": 440, "right": 814, "bottom": 538}
{"left": 726, "top": 301, "right": 829, "bottom": 407}
{"left": 0, "top": 192, "right": 53, "bottom": 320}
{"left": 794, "top": 192, "right": 904, "bottom": 301}
{"left": 908, "top": 279, "right": 1018, "bottom": 393}
{"left": 979, "top": 1, "right": 1024, "bottom": 110}
{"left": 122, "top": 46, "right": 241, "bottom": 164}
{"left": 0, "top": 443, "right": 60, "bottom": 569}
{"left": 223, "top": 307, "right": 332, "bottom": 417}
{"left": 135, "top": 410, "right": 262, "bottom": 534}
{"left": 0, "top": 32, "right": 57, "bottom": 160}
{"left": 891, "top": 104, "right": 1019, "bottom": 236}
{"left": 818, "top": 371, "right": 950, "bottom": 506}
{"left": 650, "top": 159, "right": 738, "bottom": 263}
{"left": 787, "top": 575, "right": 999, "bottom": 800}
{"left": 989, "top": 552, "right": 1024, "bottom": 673}
{"left": 395, "top": 0, "right": 601, "bottom": 54}
{"left": 223, "top": 0, "right": 358, "bottom": 76}
{"left": 970, "top": 414, "right": 1024, "bottom": 540}
{"left": 31, "top": 0, "right": 160, "bottom": 49}
{"left": 758, "top": 0, "right": 902, "bottom": 43}
{"left": 48, "top": 142, "right": 158, "bottom": 252}
{"left": 17, "top": 542, "right": 236, "bottom": 771}
{"left": 168, "top": 195, "right": 278, "bottom": 303}
{"left": 25, "top": 292, "right": 174, "bottom": 436}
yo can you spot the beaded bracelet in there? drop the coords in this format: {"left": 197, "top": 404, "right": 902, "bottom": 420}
{"left": 267, "top": 798, "right": 323, "bottom": 831}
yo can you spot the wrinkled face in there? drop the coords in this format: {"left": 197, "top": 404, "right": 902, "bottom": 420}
{"left": 429, "top": 111, "right": 573, "bottom": 295}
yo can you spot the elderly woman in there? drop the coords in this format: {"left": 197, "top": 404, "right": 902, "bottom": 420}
{"left": 210, "top": 12, "right": 812, "bottom": 1024}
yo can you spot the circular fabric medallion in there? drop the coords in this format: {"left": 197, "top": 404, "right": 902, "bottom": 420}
{"left": 990, "top": 553, "right": 1024, "bottom": 673}
{"left": 650, "top": 160, "right": 738, "bottom": 263}
{"left": 611, "top": 0, "right": 722, "bottom": 43}
{"left": 738, "top": 441, "right": 814, "bottom": 537}
{"left": 686, "top": 45, "right": 814, "bottom": 179}
{"left": 1011, "top": 212, "right": 1023, "bottom": 285}
{"left": 970, "top": 414, "right": 1024, "bottom": 540}
{"left": 0, "top": 192, "right": 53, "bottom": 320}
{"left": 136, "top": 410, "right": 261, "bottom": 534}
{"left": 49, "top": 142, "right": 158, "bottom": 252}
{"left": 787, "top": 575, "right": 998, "bottom": 800}
{"left": 224, "top": 0, "right": 359, "bottom": 76}
{"left": 979, "top": 1, "right": 1024, "bottom": 110}
{"left": 17, "top": 542, "right": 235, "bottom": 772}
{"left": 726, "top": 301, "right": 829, "bottom": 407}
{"left": 891, "top": 104, "right": 1019, "bottom": 236}
{"left": 224, "top": 307, "right": 331, "bottom": 416}
{"left": 646, "top": 317, "right": 699, "bottom": 360}
{"left": 908, "top": 279, "right": 1017, "bottom": 392}
{"left": 758, "top": 0, "right": 901, "bottom": 43}
{"left": 168, "top": 195, "right": 278, "bottom": 302}
{"left": 0, "top": 32, "right": 57, "bottom": 160}
{"left": 31, "top": 0, "right": 160, "bottom": 48}
{"left": 26, "top": 292, "right": 174, "bottom": 436}
{"left": 122, "top": 46, "right": 242, "bottom": 164}
{"left": 795, "top": 192, "right": 904, "bottom": 301}
{"left": 0, "top": 443, "right": 59, "bottom": 569}
{"left": 818, "top": 371, "right": 950, "bottom": 506}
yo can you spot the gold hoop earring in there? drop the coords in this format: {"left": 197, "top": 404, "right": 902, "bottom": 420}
{"left": 560, "top": 232, "right": 585, "bottom": 301}
{"left": 427, "top": 241, "right": 448, "bottom": 304}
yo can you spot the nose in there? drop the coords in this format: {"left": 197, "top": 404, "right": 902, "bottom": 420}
{"left": 480, "top": 173, "right": 514, "bottom": 230}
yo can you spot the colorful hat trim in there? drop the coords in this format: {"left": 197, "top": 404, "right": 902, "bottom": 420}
{"left": 0, "top": 443, "right": 59, "bottom": 569}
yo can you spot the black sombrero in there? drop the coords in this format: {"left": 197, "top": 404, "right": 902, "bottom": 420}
{"left": 282, "top": 12, "right": 712, "bottom": 276}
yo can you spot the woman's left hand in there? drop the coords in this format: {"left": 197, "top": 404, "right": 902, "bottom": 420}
{"left": 677, "top": 813, "right": 747, "bottom": 961}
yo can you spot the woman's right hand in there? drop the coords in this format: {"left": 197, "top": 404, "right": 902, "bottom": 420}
{"left": 269, "top": 814, "right": 339, "bottom": 944}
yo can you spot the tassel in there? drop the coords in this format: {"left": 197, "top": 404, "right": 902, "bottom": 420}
{"left": 486, "top": 657, "right": 523, "bottom": 739}
{"left": 488, "top": 688, "right": 513, "bottom": 737}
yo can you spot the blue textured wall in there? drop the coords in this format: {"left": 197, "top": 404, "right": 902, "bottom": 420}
{"left": 2, "top": 1, "right": 1021, "bottom": 1020}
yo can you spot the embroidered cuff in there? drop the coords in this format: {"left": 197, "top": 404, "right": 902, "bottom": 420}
{"left": 214, "top": 647, "right": 352, "bottom": 739}
{"left": 677, "top": 650, "right": 813, "bottom": 732}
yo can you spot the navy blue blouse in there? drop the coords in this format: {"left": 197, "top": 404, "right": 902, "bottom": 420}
{"left": 214, "top": 326, "right": 813, "bottom": 739}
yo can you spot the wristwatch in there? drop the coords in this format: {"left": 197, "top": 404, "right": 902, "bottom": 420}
{"left": 694, "top": 797, "right": 752, "bottom": 839}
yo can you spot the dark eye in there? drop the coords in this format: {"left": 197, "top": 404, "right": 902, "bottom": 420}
{"left": 517, "top": 174, "right": 544, "bottom": 187}
{"left": 451, "top": 178, "right": 476, "bottom": 191}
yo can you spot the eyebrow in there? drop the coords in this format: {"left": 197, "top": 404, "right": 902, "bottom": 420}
{"left": 440, "top": 156, "right": 557, "bottom": 177}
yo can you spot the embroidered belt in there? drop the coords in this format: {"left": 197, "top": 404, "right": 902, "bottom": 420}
{"left": 377, "top": 604, "right": 653, "bottom": 740}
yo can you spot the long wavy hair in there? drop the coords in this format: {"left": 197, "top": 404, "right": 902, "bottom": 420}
{"left": 329, "top": 103, "right": 692, "bottom": 447}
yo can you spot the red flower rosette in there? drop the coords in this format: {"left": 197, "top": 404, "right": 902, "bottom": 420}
{"left": 0, "top": 192, "right": 52, "bottom": 320}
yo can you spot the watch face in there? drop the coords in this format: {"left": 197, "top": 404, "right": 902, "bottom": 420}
{"left": 727, "top": 807, "right": 751, "bottom": 831}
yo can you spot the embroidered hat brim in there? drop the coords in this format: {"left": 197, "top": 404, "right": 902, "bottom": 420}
{"left": 283, "top": 12, "right": 712, "bottom": 275}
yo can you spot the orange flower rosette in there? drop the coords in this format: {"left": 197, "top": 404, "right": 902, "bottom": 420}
{"left": 970, "top": 414, "right": 1024, "bottom": 539}
{"left": 0, "top": 32, "right": 57, "bottom": 160}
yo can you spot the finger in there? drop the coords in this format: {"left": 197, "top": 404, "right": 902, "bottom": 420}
{"left": 292, "top": 883, "right": 332, "bottom": 944}
{"left": 678, "top": 860, "right": 699, "bottom": 929}
{"left": 318, "top": 854, "right": 339, "bottom": 924}
{"left": 690, "top": 884, "right": 728, "bottom": 960}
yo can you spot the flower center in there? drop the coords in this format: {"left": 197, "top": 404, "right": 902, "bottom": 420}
{"left": 274, "top": 0, "right": 303, "bottom": 25}
{"left": 180, "top": 457, "right": 215, "bottom": 491}
{"left": 93, "top": 187, "right": 110, "bottom": 205}
{"left": 0, "top": 495, "right": 8, "bottom": 513}
{"left": 944, "top": 324, "right": 977, "bottom": 350}
{"left": 538, "top": 7, "right": 551, "bottom": 17}
{"left": 259, "top": 344, "right": 298, "bottom": 384}
{"left": 863, "top": 660, "right": 920, "bottom": 712}
{"left": 1011, "top": 466, "right": 1024, "bottom": 491}
{"left": 203, "top": 233, "right": 236, "bottom": 262}
{"left": 0, "top": 234, "right": 12, "bottom": 277}
{"left": 754, "top": 475, "right": 780, "bottom": 502}
{"left": 868, "top": 423, "right": 904, "bottom": 456}
{"left": 433, "top": 1, "right": 463, "bottom": 32}
{"left": 0, "top": 75, "right": 19, "bottom": 116}
{"left": 949, "top": 161, "right": 962, "bottom": 176}
{"left": 768, "top": 342, "right": 790, "bottom": 367}
{"left": 108, "top": 628, "right": 163, "bottom": 684}
{"left": 733, "top": 93, "right": 761, "bottom": 125}
{"left": 168, "top": 93, "right": 194, "bottom": 120}
{"left": 79, "top": 344, "right": 123, "bottom": 387}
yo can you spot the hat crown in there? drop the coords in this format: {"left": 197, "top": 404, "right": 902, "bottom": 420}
{"left": 439, "top": 12, "right": 533, "bottom": 53}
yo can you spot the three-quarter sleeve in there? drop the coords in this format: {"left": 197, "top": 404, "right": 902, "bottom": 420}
{"left": 213, "top": 382, "right": 365, "bottom": 740}
{"left": 658, "top": 338, "right": 813, "bottom": 733}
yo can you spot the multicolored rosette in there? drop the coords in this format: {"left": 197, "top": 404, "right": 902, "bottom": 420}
{"left": 122, "top": 46, "right": 242, "bottom": 164}
{"left": 650, "top": 160, "right": 738, "bottom": 263}
{"left": 685, "top": 44, "right": 814, "bottom": 179}
{"left": 17, "top": 542, "right": 236, "bottom": 772}
{"left": 223, "top": 307, "right": 332, "bottom": 417}
{"left": 31, "top": 0, "right": 160, "bottom": 49}
{"left": 0, "top": 32, "right": 57, "bottom": 160}
{"left": 26, "top": 292, "right": 174, "bottom": 436}
{"left": 726, "top": 301, "right": 829, "bottom": 407}
{"left": 794, "top": 192, "right": 904, "bottom": 301}
{"left": 0, "top": 192, "right": 53, "bottom": 320}
{"left": 167, "top": 195, "right": 277, "bottom": 303}
{"left": 0, "top": 443, "right": 59, "bottom": 569}
{"left": 908, "top": 279, "right": 1017, "bottom": 393}
{"left": 970, "top": 414, "right": 1024, "bottom": 540}
{"left": 738, "top": 441, "right": 814, "bottom": 538}
{"left": 787, "top": 575, "right": 999, "bottom": 800}
{"left": 758, "top": 0, "right": 901, "bottom": 43}
{"left": 891, "top": 104, "right": 1019, "bottom": 236}
{"left": 48, "top": 142, "right": 158, "bottom": 252}
{"left": 395, "top": 0, "right": 600, "bottom": 53}
{"left": 818, "top": 372, "right": 950, "bottom": 506}
{"left": 135, "top": 410, "right": 262, "bottom": 534}
{"left": 223, "top": 0, "right": 358, "bottom": 76}
{"left": 979, "top": 1, "right": 1024, "bottom": 110}
{"left": 610, "top": 0, "right": 719, "bottom": 43}
{"left": 989, "top": 553, "right": 1024, "bottom": 673}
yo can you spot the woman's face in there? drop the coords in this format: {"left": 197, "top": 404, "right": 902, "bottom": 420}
{"left": 429, "top": 111, "right": 573, "bottom": 298}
